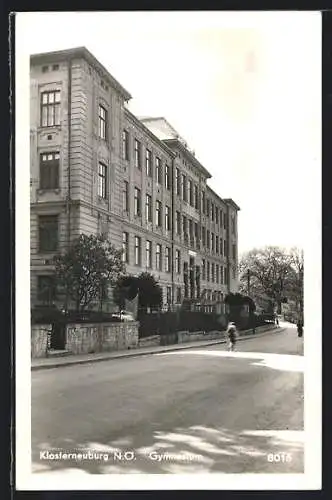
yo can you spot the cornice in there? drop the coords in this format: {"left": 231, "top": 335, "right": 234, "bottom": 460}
{"left": 124, "top": 108, "right": 175, "bottom": 159}
{"left": 30, "top": 46, "right": 132, "bottom": 102}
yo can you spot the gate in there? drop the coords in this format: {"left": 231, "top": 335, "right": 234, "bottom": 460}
{"left": 50, "top": 320, "right": 66, "bottom": 350}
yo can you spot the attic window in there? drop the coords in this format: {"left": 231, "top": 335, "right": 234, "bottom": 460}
{"left": 42, "top": 66, "right": 49, "bottom": 73}
{"left": 52, "top": 64, "right": 59, "bottom": 71}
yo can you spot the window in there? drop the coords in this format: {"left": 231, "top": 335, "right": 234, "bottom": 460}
{"left": 176, "top": 168, "right": 181, "bottom": 195}
{"left": 41, "top": 90, "right": 61, "bottom": 127}
{"left": 216, "top": 209, "right": 219, "bottom": 225}
{"left": 220, "top": 238, "right": 223, "bottom": 255}
{"left": 202, "top": 226, "right": 206, "bottom": 247}
{"left": 165, "top": 164, "right": 171, "bottom": 190}
{"left": 188, "top": 219, "right": 193, "bottom": 243}
{"left": 211, "top": 233, "right": 215, "bottom": 252}
{"left": 224, "top": 267, "right": 228, "bottom": 285}
{"left": 202, "top": 259, "right": 206, "bottom": 281}
{"left": 206, "top": 199, "right": 210, "bottom": 218}
{"left": 216, "top": 235, "right": 219, "bottom": 255}
{"left": 165, "top": 205, "right": 171, "bottom": 231}
{"left": 194, "top": 222, "right": 198, "bottom": 246}
{"left": 134, "top": 187, "right": 141, "bottom": 216}
{"left": 145, "top": 194, "right": 152, "bottom": 222}
{"left": 134, "top": 139, "right": 141, "bottom": 169}
{"left": 123, "top": 181, "right": 129, "bottom": 212}
{"left": 52, "top": 64, "right": 59, "bottom": 71}
{"left": 232, "top": 244, "right": 236, "bottom": 260}
{"left": 194, "top": 185, "right": 199, "bottom": 209}
{"left": 202, "top": 191, "right": 206, "bottom": 215}
{"left": 182, "top": 174, "right": 187, "bottom": 201}
{"left": 232, "top": 217, "right": 236, "bottom": 235}
{"left": 216, "top": 264, "right": 219, "bottom": 284}
{"left": 122, "top": 232, "right": 129, "bottom": 263}
{"left": 98, "top": 162, "right": 107, "bottom": 199}
{"left": 166, "top": 286, "right": 172, "bottom": 304}
{"left": 176, "top": 211, "right": 181, "bottom": 235}
{"left": 224, "top": 239, "right": 228, "bottom": 256}
{"left": 156, "top": 201, "right": 162, "bottom": 227}
{"left": 188, "top": 179, "right": 193, "bottom": 206}
{"left": 42, "top": 66, "right": 49, "bottom": 73}
{"left": 165, "top": 247, "right": 171, "bottom": 272}
{"left": 207, "top": 230, "right": 210, "bottom": 250}
{"left": 40, "top": 152, "right": 59, "bottom": 189}
{"left": 122, "top": 130, "right": 129, "bottom": 160}
{"left": 176, "top": 287, "right": 182, "bottom": 304}
{"left": 98, "top": 105, "right": 107, "bottom": 140}
{"left": 224, "top": 212, "right": 227, "bottom": 229}
{"left": 183, "top": 262, "right": 189, "bottom": 298}
{"left": 156, "top": 244, "right": 162, "bottom": 270}
{"left": 232, "top": 266, "right": 236, "bottom": 279}
{"left": 134, "top": 236, "right": 141, "bottom": 266}
{"left": 220, "top": 210, "right": 223, "bottom": 228}
{"left": 207, "top": 261, "right": 210, "bottom": 282}
{"left": 146, "top": 149, "right": 152, "bottom": 177}
{"left": 175, "top": 249, "right": 181, "bottom": 273}
{"left": 220, "top": 266, "right": 224, "bottom": 284}
{"left": 37, "top": 276, "right": 56, "bottom": 303}
{"left": 182, "top": 215, "right": 187, "bottom": 241}
{"left": 146, "top": 240, "right": 152, "bottom": 269}
{"left": 211, "top": 263, "right": 215, "bottom": 283}
{"left": 156, "top": 157, "right": 162, "bottom": 184}
{"left": 39, "top": 215, "right": 58, "bottom": 252}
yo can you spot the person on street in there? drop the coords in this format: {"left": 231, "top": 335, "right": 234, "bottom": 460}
{"left": 226, "top": 321, "right": 237, "bottom": 351}
{"left": 275, "top": 313, "right": 279, "bottom": 327}
{"left": 297, "top": 320, "right": 303, "bottom": 337}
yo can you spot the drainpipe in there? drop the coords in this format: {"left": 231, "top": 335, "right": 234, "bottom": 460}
{"left": 67, "top": 58, "right": 72, "bottom": 245}
{"left": 65, "top": 58, "right": 72, "bottom": 312}
{"left": 226, "top": 203, "right": 230, "bottom": 294}
{"left": 170, "top": 156, "right": 175, "bottom": 305}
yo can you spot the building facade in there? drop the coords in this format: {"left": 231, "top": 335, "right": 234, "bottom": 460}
{"left": 30, "top": 47, "right": 240, "bottom": 310}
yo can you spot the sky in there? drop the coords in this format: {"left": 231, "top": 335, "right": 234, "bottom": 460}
{"left": 16, "top": 11, "right": 321, "bottom": 255}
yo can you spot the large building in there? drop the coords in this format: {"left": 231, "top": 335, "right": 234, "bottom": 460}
{"left": 30, "top": 47, "right": 240, "bottom": 310}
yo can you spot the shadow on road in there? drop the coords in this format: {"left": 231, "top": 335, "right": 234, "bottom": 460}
{"left": 32, "top": 424, "right": 304, "bottom": 475}
{"left": 155, "top": 351, "right": 305, "bottom": 373}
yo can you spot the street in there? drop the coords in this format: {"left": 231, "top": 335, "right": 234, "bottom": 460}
{"left": 31, "top": 324, "right": 304, "bottom": 474}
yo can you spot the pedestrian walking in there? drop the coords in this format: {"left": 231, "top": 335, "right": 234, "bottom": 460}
{"left": 226, "top": 322, "right": 237, "bottom": 352}
{"left": 297, "top": 320, "right": 303, "bottom": 337}
{"left": 275, "top": 314, "right": 279, "bottom": 327}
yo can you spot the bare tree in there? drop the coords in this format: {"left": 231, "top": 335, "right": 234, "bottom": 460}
{"left": 288, "top": 247, "right": 304, "bottom": 317}
{"left": 239, "top": 246, "right": 295, "bottom": 313}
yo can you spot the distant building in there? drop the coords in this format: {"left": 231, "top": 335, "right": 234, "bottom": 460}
{"left": 30, "top": 47, "right": 240, "bottom": 310}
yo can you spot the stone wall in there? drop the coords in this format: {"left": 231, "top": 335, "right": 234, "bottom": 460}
{"left": 177, "top": 330, "right": 223, "bottom": 344}
{"left": 66, "top": 322, "right": 139, "bottom": 354}
{"left": 31, "top": 324, "right": 51, "bottom": 358}
{"left": 138, "top": 335, "right": 161, "bottom": 348}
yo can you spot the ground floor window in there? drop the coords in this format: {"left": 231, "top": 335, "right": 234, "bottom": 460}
{"left": 176, "top": 287, "right": 182, "bottom": 304}
{"left": 166, "top": 286, "right": 172, "bottom": 304}
{"left": 37, "top": 275, "right": 57, "bottom": 303}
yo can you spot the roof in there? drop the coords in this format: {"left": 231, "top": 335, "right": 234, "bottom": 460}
{"left": 30, "top": 46, "right": 132, "bottom": 101}
{"left": 163, "top": 138, "right": 212, "bottom": 179}
{"left": 140, "top": 117, "right": 212, "bottom": 179}
{"left": 206, "top": 184, "right": 228, "bottom": 207}
{"left": 125, "top": 109, "right": 175, "bottom": 158}
{"left": 223, "top": 198, "right": 241, "bottom": 211}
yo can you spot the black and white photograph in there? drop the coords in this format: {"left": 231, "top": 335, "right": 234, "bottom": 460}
{"left": 15, "top": 11, "right": 321, "bottom": 490}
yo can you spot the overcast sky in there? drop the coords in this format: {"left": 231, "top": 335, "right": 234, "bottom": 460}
{"left": 17, "top": 11, "right": 321, "bottom": 255}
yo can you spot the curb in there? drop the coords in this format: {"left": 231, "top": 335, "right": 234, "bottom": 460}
{"left": 31, "top": 326, "right": 285, "bottom": 371}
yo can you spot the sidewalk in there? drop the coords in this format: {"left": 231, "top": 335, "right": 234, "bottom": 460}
{"left": 31, "top": 325, "right": 285, "bottom": 371}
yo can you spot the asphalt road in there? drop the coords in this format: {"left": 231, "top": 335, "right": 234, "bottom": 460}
{"left": 31, "top": 324, "right": 304, "bottom": 474}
